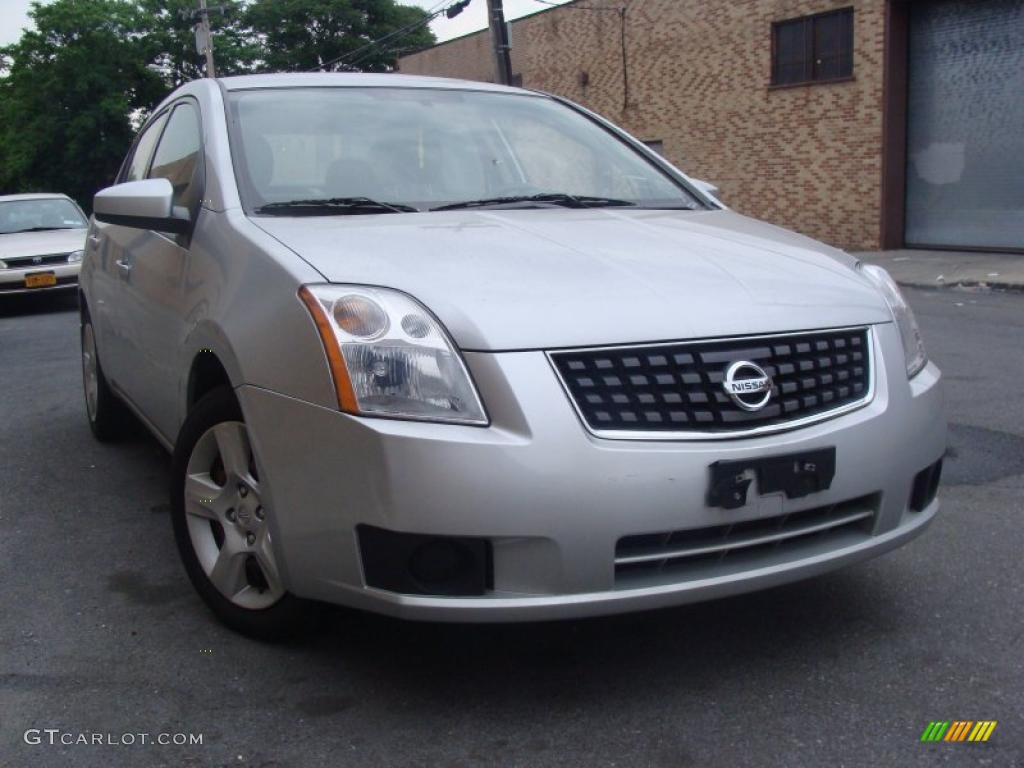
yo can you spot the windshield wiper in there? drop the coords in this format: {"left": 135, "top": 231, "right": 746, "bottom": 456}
{"left": 6, "top": 226, "right": 82, "bottom": 233}
{"left": 255, "top": 197, "right": 418, "bottom": 215}
{"left": 430, "top": 193, "right": 637, "bottom": 212}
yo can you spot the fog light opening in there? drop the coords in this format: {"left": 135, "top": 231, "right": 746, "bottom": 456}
{"left": 357, "top": 525, "right": 491, "bottom": 596}
{"left": 909, "top": 458, "right": 943, "bottom": 512}
{"left": 409, "top": 539, "right": 474, "bottom": 591}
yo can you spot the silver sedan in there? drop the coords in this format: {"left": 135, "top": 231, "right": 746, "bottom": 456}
{"left": 0, "top": 194, "right": 87, "bottom": 294}
{"left": 79, "top": 74, "right": 945, "bottom": 639}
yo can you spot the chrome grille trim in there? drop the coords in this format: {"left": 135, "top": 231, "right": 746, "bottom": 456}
{"left": 615, "top": 494, "right": 880, "bottom": 585}
{"left": 616, "top": 509, "right": 874, "bottom": 565}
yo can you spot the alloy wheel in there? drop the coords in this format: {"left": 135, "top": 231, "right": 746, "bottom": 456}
{"left": 183, "top": 421, "right": 284, "bottom": 610}
{"left": 81, "top": 323, "right": 99, "bottom": 422}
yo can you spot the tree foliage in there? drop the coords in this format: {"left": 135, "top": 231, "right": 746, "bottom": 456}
{"left": 0, "top": 0, "right": 436, "bottom": 210}
{"left": 246, "top": 0, "right": 435, "bottom": 73}
{"left": 0, "top": 0, "right": 166, "bottom": 209}
{"left": 138, "top": 0, "right": 259, "bottom": 84}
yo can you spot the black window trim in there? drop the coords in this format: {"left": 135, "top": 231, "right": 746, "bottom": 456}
{"left": 143, "top": 95, "right": 206, "bottom": 241}
{"left": 146, "top": 97, "right": 204, "bottom": 179}
{"left": 770, "top": 7, "right": 855, "bottom": 89}
{"left": 118, "top": 107, "right": 170, "bottom": 185}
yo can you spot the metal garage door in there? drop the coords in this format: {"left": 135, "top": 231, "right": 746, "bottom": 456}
{"left": 905, "top": 0, "right": 1024, "bottom": 250}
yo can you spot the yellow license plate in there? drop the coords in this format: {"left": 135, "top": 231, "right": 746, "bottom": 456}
{"left": 24, "top": 272, "right": 57, "bottom": 289}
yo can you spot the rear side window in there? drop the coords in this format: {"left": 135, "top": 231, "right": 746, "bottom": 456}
{"left": 123, "top": 111, "right": 169, "bottom": 182}
{"left": 148, "top": 102, "right": 203, "bottom": 209}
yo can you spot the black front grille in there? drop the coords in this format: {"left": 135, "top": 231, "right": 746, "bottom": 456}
{"left": 3, "top": 253, "right": 70, "bottom": 269}
{"left": 550, "top": 327, "right": 871, "bottom": 434}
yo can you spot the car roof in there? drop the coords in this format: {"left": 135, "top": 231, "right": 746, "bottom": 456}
{"left": 0, "top": 193, "right": 75, "bottom": 203}
{"left": 217, "top": 72, "right": 529, "bottom": 95}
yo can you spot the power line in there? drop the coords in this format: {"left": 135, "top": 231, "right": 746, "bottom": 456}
{"left": 344, "top": 0, "right": 448, "bottom": 63}
{"left": 307, "top": 20, "right": 428, "bottom": 72}
{"left": 345, "top": 16, "right": 439, "bottom": 69}
{"left": 345, "top": 0, "right": 474, "bottom": 70}
{"left": 308, "top": 0, "right": 464, "bottom": 73}
{"left": 344, "top": 24, "right": 435, "bottom": 69}
{"left": 533, "top": 0, "right": 623, "bottom": 13}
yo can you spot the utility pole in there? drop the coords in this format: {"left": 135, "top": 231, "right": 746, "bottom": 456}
{"left": 485, "top": 0, "right": 513, "bottom": 85}
{"left": 197, "top": 0, "right": 216, "bottom": 78}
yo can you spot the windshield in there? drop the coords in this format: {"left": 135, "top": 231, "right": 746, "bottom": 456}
{"left": 227, "top": 87, "right": 701, "bottom": 213}
{"left": 0, "top": 198, "right": 88, "bottom": 234}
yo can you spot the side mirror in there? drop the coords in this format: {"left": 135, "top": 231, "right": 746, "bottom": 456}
{"left": 690, "top": 178, "right": 721, "bottom": 203}
{"left": 93, "top": 178, "right": 190, "bottom": 234}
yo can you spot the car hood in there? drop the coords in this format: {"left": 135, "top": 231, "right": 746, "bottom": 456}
{"left": 253, "top": 209, "right": 890, "bottom": 351}
{"left": 0, "top": 228, "right": 87, "bottom": 260}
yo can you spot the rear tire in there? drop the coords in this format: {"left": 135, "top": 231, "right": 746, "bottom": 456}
{"left": 170, "top": 387, "right": 313, "bottom": 641}
{"left": 80, "top": 307, "right": 128, "bottom": 441}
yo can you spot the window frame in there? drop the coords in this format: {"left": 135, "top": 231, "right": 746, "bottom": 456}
{"left": 145, "top": 98, "right": 205, "bottom": 208}
{"left": 118, "top": 108, "right": 171, "bottom": 184}
{"left": 770, "top": 7, "right": 855, "bottom": 89}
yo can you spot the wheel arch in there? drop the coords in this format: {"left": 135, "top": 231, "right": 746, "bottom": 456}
{"left": 187, "top": 350, "right": 232, "bottom": 410}
{"left": 182, "top": 323, "right": 245, "bottom": 418}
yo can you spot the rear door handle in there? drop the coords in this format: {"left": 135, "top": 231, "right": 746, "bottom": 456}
{"left": 88, "top": 234, "right": 102, "bottom": 246}
{"left": 115, "top": 258, "right": 132, "bottom": 275}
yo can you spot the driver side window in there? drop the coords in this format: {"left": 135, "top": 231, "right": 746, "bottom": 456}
{"left": 147, "top": 101, "right": 203, "bottom": 211}
{"left": 123, "top": 111, "right": 169, "bottom": 183}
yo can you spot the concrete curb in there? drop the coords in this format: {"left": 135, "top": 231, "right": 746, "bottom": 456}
{"left": 852, "top": 249, "right": 1024, "bottom": 293}
{"left": 894, "top": 280, "right": 1024, "bottom": 293}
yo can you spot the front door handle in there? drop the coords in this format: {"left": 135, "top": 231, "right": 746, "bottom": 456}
{"left": 88, "top": 234, "right": 102, "bottom": 246}
{"left": 114, "top": 258, "right": 132, "bottom": 276}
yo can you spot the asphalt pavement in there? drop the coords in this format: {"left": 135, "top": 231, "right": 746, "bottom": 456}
{"left": 0, "top": 287, "right": 1021, "bottom": 768}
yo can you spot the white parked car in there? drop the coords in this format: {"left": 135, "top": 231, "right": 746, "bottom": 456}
{"left": 80, "top": 74, "right": 945, "bottom": 639}
{"left": 0, "top": 194, "right": 87, "bottom": 294}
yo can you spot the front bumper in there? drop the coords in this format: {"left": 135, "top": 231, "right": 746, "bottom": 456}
{"left": 239, "top": 321, "right": 945, "bottom": 621}
{"left": 0, "top": 263, "right": 80, "bottom": 294}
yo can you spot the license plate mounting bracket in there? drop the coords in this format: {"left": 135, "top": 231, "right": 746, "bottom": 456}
{"left": 707, "top": 447, "right": 837, "bottom": 510}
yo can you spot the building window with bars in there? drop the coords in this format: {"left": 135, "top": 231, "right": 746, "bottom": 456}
{"left": 771, "top": 8, "right": 854, "bottom": 87}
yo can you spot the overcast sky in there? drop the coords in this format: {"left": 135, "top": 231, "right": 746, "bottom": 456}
{"left": 0, "top": 0, "right": 572, "bottom": 48}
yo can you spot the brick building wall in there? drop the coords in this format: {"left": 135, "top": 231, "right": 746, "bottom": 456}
{"left": 399, "top": 0, "right": 888, "bottom": 251}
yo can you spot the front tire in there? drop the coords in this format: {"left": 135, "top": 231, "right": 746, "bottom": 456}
{"left": 81, "top": 308, "right": 128, "bottom": 441}
{"left": 170, "top": 387, "right": 311, "bottom": 640}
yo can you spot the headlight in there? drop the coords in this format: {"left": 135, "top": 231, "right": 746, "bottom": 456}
{"left": 858, "top": 263, "right": 927, "bottom": 378}
{"left": 299, "top": 284, "right": 488, "bottom": 425}
{"left": 0, "top": 259, "right": 7, "bottom": 269}
{"left": 66, "top": 250, "right": 84, "bottom": 263}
